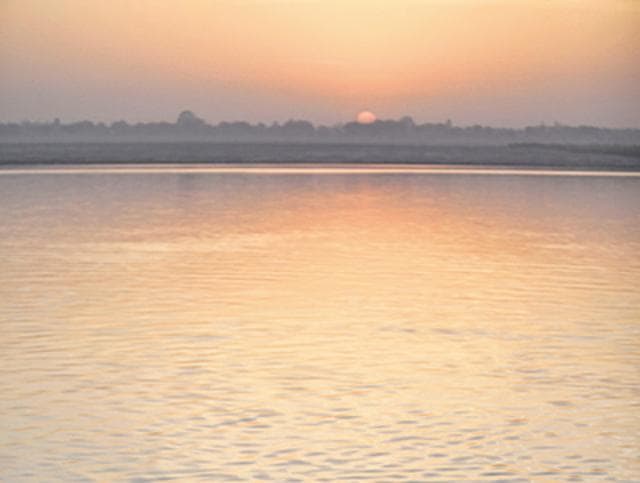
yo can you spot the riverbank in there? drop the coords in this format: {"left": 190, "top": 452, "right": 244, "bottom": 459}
{"left": 1, "top": 142, "right": 639, "bottom": 169}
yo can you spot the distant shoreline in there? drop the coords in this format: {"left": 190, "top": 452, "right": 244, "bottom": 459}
{"left": 1, "top": 141, "right": 639, "bottom": 170}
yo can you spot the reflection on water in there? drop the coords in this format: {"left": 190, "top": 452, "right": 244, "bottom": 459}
{"left": 1, "top": 166, "right": 639, "bottom": 481}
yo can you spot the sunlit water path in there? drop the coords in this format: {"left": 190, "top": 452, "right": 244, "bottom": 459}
{"left": 1, "top": 165, "right": 639, "bottom": 481}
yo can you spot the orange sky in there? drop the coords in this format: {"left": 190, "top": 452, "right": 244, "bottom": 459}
{"left": 1, "top": 0, "right": 639, "bottom": 126}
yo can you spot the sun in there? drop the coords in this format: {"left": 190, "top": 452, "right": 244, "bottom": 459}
{"left": 356, "top": 110, "right": 376, "bottom": 124}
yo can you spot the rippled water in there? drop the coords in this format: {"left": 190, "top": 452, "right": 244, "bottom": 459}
{"left": 1, "top": 165, "right": 639, "bottom": 481}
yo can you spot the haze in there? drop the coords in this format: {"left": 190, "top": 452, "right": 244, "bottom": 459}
{"left": 1, "top": 0, "right": 639, "bottom": 127}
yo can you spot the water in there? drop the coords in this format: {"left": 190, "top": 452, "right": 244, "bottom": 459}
{"left": 1, "top": 165, "right": 639, "bottom": 481}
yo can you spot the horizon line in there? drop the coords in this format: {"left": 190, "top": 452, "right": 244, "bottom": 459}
{"left": 3, "top": 112, "right": 640, "bottom": 131}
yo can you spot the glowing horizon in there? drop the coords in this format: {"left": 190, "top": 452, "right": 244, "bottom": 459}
{"left": 1, "top": 0, "right": 639, "bottom": 127}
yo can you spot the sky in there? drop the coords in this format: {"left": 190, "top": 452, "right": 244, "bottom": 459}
{"left": 1, "top": 0, "right": 639, "bottom": 127}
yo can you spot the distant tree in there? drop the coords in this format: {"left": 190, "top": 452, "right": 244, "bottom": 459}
{"left": 110, "top": 120, "right": 130, "bottom": 136}
{"left": 176, "top": 110, "right": 206, "bottom": 127}
{"left": 281, "top": 120, "right": 315, "bottom": 138}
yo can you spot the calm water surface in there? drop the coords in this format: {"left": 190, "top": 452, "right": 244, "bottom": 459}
{"left": 1, "top": 165, "right": 639, "bottom": 481}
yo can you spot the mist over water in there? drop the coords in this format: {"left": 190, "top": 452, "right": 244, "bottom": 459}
{"left": 1, "top": 166, "right": 639, "bottom": 481}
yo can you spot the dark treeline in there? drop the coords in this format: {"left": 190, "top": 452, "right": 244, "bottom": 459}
{"left": 2, "top": 110, "right": 639, "bottom": 145}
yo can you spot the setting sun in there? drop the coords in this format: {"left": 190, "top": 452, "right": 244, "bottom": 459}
{"left": 357, "top": 110, "right": 377, "bottom": 124}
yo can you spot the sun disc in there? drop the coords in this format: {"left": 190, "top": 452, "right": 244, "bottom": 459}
{"left": 356, "top": 110, "right": 376, "bottom": 124}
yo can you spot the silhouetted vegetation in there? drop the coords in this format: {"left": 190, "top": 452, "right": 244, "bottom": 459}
{"left": 2, "top": 111, "right": 639, "bottom": 145}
